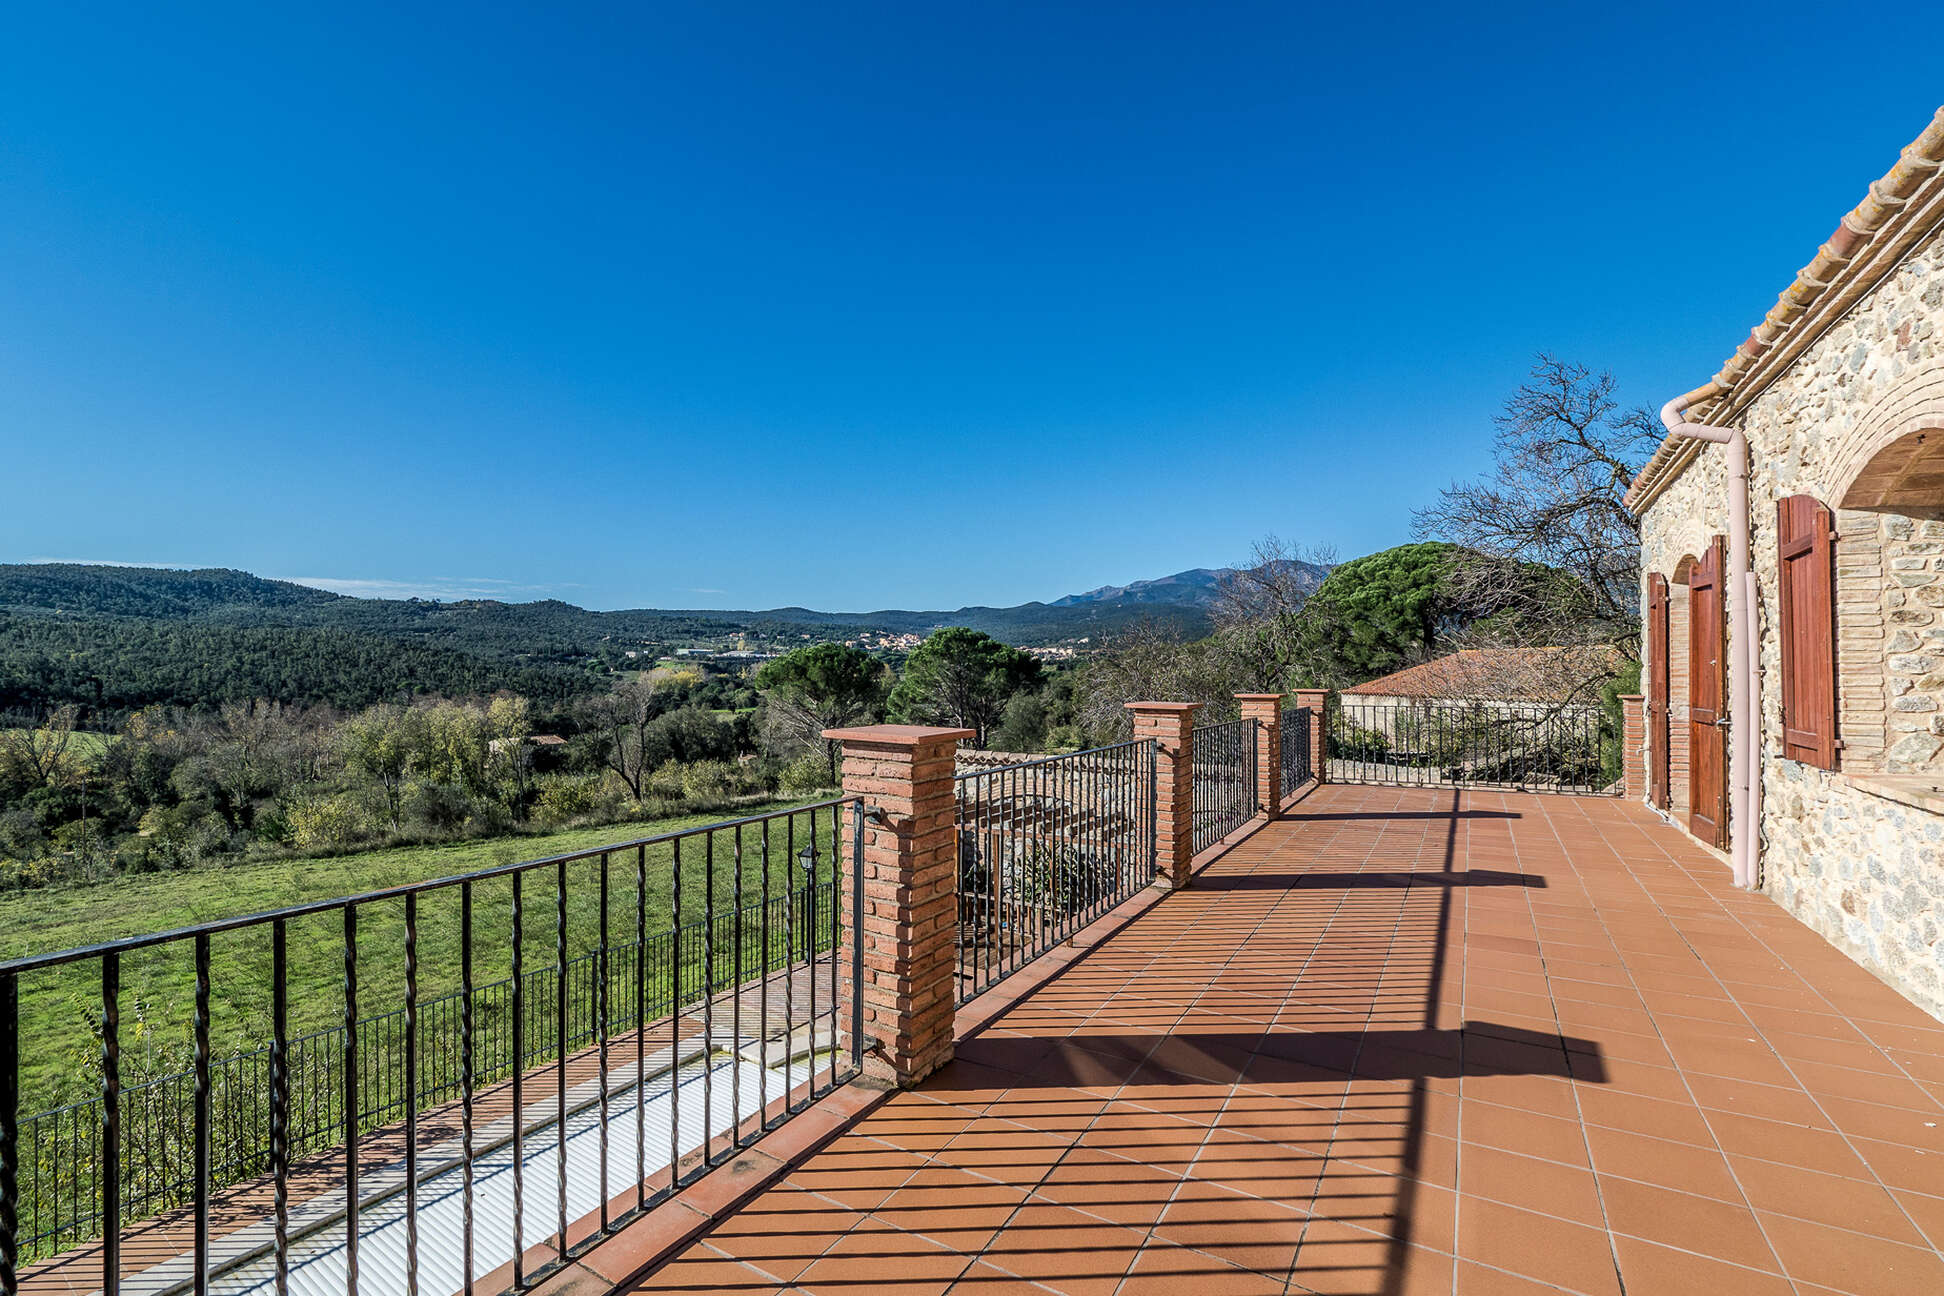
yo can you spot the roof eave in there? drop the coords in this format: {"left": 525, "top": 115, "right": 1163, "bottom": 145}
{"left": 1625, "top": 106, "right": 1944, "bottom": 517}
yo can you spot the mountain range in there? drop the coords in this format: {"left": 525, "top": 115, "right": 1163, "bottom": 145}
{"left": 0, "top": 560, "right": 1330, "bottom": 716}
{"left": 0, "top": 561, "right": 1331, "bottom": 645}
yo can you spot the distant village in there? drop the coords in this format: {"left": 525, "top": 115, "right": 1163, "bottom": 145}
{"left": 617, "top": 628, "right": 1091, "bottom": 669}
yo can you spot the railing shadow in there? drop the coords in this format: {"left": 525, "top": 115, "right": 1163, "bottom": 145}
{"left": 959, "top": 1023, "right": 1604, "bottom": 1087}
{"left": 1282, "top": 809, "right": 1522, "bottom": 822}
{"left": 945, "top": 786, "right": 1588, "bottom": 1296}
{"left": 1191, "top": 868, "right": 1546, "bottom": 892}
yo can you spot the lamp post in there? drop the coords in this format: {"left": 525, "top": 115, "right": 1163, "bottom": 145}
{"left": 799, "top": 842, "right": 817, "bottom": 960}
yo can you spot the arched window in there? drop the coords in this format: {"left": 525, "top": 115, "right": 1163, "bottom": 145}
{"left": 1776, "top": 495, "right": 1837, "bottom": 769}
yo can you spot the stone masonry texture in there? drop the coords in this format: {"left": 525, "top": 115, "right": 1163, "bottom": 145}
{"left": 1638, "top": 220, "right": 1944, "bottom": 1019}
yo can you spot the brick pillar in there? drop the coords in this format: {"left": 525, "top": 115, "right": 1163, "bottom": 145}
{"left": 1291, "top": 689, "right": 1329, "bottom": 784}
{"left": 1620, "top": 694, "right": 1645, "bottom": 800}
{"left": 1235, "top": 694, "right": 1285, "bottom": 819}
{"left": 823, "top": 723, "right": 973, "bottom": 1089}
{"left": 1126, "top": 702, "right": 1201, "bottom": 890}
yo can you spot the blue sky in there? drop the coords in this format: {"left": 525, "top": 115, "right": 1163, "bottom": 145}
{"left": 3, "top": 3, "right": 1939, "bottom": 611}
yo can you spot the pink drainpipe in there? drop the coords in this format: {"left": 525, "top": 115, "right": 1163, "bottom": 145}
{"left": 1659, "top": 383, "right": 1759, "bottom": 889}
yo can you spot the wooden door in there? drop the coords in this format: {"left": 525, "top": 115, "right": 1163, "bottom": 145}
{"left": 1647, "top": 573, "right": 1670, "bottom": 809}
{"left": 1688, "top": 538, "right": 1728, "bottom": 848}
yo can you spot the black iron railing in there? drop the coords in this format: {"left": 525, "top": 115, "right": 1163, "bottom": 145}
{"left": 1191, "top": 720, "right": 1256, "bottom": 854}
{"left": 1328, "top": 699, "right": 1618, "bottom": 793}
{"left": 1280, "top": 705, "right": 1313, "bottom": 799}
{"left": 0, "top": 798, "right": 864, "bottom": 1294}
{"left": 9, "top": 882, "right": 834, "bottom": 1264}
{"left": 953, "top": 741, "right": 1156, "bottom": 1004}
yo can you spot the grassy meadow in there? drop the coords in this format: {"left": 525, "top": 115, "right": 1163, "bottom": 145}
{"left": 2, "top": 796, "right": 847, "bottom": 1113}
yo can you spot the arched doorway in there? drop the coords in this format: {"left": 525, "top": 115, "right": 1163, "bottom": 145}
{"left": 1835, "top": 425, "right": 1944, "bottom": 772}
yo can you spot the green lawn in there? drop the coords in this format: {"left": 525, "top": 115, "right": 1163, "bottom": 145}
{"left": 2, "top": 797, "right": 850, "bottom": 1113}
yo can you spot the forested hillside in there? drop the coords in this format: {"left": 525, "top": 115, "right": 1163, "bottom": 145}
{"left": 0, "top": 613, "right": 598, "bottom": 714}
{"left": 0, "top": 563, "right": 1245, "bottom": 652}
{"left": 0, "top": 562, "right": 1300, "bottom": 718}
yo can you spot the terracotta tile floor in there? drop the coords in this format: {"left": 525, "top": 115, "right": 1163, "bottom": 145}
{"left": 622, "top": 785, "right": 1944, "bottom": 1295}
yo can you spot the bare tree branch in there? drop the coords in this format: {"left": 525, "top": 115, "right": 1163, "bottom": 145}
{"left": 1414, "top": 355, "right": 1655, "bottom": 661}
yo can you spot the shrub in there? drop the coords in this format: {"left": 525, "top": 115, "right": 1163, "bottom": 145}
{"left": 1333, "top": 723, "right": 1390, "bottom": 763}
{"left": 679, "top": 760, "right": 735, "bottom": 801}
{"left": 531, "top": 773, "right": 605, "bottom": 826}
{"left": 779, "top": 751, "right": 833, "bottom": 795}
{"left": 284, "top": 793, "right": 371, "bottom": 850}
{"left": 646, "top": 763, "right": 687, "bottom": 801}
{"left": 408, "top": 778, "right": 478, "bottom": 833}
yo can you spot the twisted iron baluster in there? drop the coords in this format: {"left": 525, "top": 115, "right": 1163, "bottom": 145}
{"left": 2, "top": 972, "right": 19, "bottom": 1296}
{"left": 404, "top": 893, "right": 418, "bottom": 1296}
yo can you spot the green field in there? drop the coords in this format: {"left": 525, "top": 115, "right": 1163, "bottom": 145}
{"left": 0, "top": 727, "right": 118, "bottom": 763}
{"left": 2, "top": 796, "right": 849, "bottom": 1113}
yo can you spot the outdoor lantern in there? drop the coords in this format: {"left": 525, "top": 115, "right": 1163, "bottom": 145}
{"left": 799, "top": 843, "right": 815, "bottom": 875}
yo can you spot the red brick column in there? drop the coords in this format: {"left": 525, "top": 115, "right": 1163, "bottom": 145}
{"left": 1126, "top": 702, "right": 1201, "bottom": 890}
{"left": 1291, "top": 689, "right": 1328, "bottom": 784}
{"left": 823, "top": 723, "right": 973, "bottom": 1089}
{"left": 1235, "top": 694, "right": 1285, "bottom": 820}
{"left": 1620, "top": 694, "right": 1645, "bottom": 800}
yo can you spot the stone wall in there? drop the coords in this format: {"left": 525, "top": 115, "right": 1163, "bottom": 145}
{"left": 1764, "top": 761, "right": 1944, "bottom": 1017}
{"left": 1638, "top": 221, "right": 1944, "bottom": 1020}
{"left": 1740, "top": 231, "right": 1944, "bottom": 775}
{"left": 1639, "top": 433, "right": 1727, "bottom": 826}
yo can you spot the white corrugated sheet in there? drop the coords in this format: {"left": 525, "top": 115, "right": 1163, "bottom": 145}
{"left": 121, "top": 1046, "right": 830, "bottom": 1296}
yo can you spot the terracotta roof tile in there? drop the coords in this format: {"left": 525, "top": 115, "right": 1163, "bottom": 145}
{"left": 1340, "top": 646, "right": 1618, "bottom": 703}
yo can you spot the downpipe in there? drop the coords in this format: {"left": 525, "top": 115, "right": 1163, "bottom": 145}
{"left": 1743, "top": 569, "right": 1763, "bottom": 884}
{"left": 1660, "top": 383, "right": 1758, "bottom": 889}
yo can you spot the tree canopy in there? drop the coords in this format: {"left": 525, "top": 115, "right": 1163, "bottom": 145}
{"left": 887, "top": 628, "right": 1042, "bottom": 745}
{"left": 1290, "top": 542, "right": 1461, "bottom": 686}
{"left": 755, "top": 643, "right": 888, "bottom": 781}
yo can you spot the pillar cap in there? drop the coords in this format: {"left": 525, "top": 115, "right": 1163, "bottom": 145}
{"left": 1234, "top": 693, "right": 1287, "bottom": 702}
{"left": 822, "top": 724, "right": 974, "bottom": 746}
{"left": 1124, "top": 701, "right": 1203, "bottom": 713}
{"left": 1618, "top": 694, "right": 1645, "bottom": 701}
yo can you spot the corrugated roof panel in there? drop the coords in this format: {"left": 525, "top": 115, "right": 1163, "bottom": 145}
{"left": 175, "top": 1049, "right": 827, "bottom": 1296}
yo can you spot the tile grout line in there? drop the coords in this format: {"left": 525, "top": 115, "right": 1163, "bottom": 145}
{"left": 1546, "top": 792, "right": 1809, "bottom": 1292}
{"left": 1595, "top": 789, "right": 1944, "bottom": 1258}
{"left": 1281, "top": 783, "right": 1448, "bottom": 1295}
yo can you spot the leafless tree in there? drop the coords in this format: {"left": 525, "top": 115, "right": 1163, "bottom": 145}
{"left": 1211, "top": 537, "right": 1338, "bottom": 691}
{"left": 584, "top": 676, "right": 660, "bottom": 801}
{"left": 1076, "top": 622, "right": 1234, "bottom": 740}
{"left": 1414, "top": 356, "right": 1658, "bottom": 659}
{"left": 0, "top": 704, "right": 80, "bottom": 790}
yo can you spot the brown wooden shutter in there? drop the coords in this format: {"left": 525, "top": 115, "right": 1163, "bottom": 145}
{"left": 1776, "top": 495, "right": 1837, "bottom": 769}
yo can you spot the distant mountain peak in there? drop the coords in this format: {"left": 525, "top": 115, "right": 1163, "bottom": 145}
{"left": 1049, "top": 562, "right": 1327, "bottom": 609}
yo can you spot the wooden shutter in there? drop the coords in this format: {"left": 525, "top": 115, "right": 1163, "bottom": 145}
{"left": 1776, "top": 495, "right": 1837, "bottom": 769}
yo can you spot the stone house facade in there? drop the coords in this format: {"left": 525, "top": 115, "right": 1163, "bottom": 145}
{"left": 1628, "top": 108, "right": 1944, "bottom": 1019}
